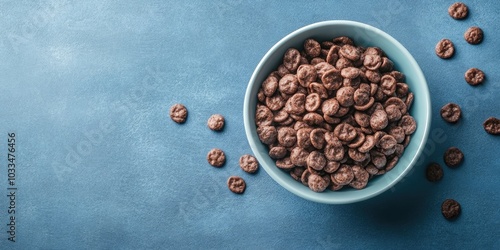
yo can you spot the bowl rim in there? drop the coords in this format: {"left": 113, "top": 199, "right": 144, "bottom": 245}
{"left": 243, "top": 20, "right": 431, "bottom": 204}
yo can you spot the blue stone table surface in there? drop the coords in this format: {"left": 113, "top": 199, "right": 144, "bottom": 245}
{"left": 0, "top": 1, "right": 498, "bottom": 249}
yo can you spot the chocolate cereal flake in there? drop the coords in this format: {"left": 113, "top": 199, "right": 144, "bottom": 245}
{"left": 307, "top": 151, "right": 326, "bottom": 171}
{"left": 276, "top": 157, "right": 294, "bottom": 170}
{"left": 227, "top": 176, "right": 246, "bottom": 194}
{"left": 269, "top": 146, "right": 287, "bottom": 159}
{"left": 465, "top": 68, "right": 485, "bottom": 86}
{"left": 169, "top": 104, "right": 188, "bottom": 124}
{"left": 257, "top": 126, "right": 277, "bottom": 145}
{"left": 331, "top": 165, "right": 354, "bottom": 186}
{"left": 283, "top": 48, "right": 301, "bottom": 72}
{"left": 308, "top": 174, "right": 329, "bottom": 192}
{"left": 207, "top": 114, "right": 225, "bottom": 131}
{"left": 349, "top": 165, "right": 369, "bottom": 189}
{"left": 426, "top": 162, "right": 444, "bottom": 182}
{"left": 441, "top": 199, "right": 461, "bottom": 220}
{"left": 483, "top": 117, "right": 500, "bottom": 135}
{"left": 239, "top": 154, "right": 259, "bottom": 174}
{"left": 440, "top": 103, "right": 461, "bottom": 123}
{"left": 435, "top": 39, "right": 455, "bottom": 59}
{"left": 464, "top": 26, "right": 483, "bottom": 45}
{"left": 448, "top": 2, "right": 468, "bottom": 20}
{"left": 304, "top": 39, "right": 322, "bottom": 58}
{"left": 207, "top": 148, "right": 226, "bottom": 167}
{"left": 444, "top": 147, "right": 464, "bottom": 168}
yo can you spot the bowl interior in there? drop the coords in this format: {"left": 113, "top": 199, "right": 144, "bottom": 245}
{"left": 243, "top": 21, "right": 431, "bottom": 204}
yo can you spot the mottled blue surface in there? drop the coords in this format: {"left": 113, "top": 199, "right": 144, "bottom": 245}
{"left": 0, "top": 1, "right": 498, "bottom": 249}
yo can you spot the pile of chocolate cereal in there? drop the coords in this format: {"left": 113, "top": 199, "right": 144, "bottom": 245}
{"left": 255, "top": 35, "right": 417, "bottom": 192}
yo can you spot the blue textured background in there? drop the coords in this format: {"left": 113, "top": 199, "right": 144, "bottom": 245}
{"left": 0, "top": 1, "right": 499, "bottom": 249}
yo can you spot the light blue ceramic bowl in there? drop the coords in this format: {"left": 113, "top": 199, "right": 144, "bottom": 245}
{"left": 243, "top": 20, "right": 431, "bottom": 204}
